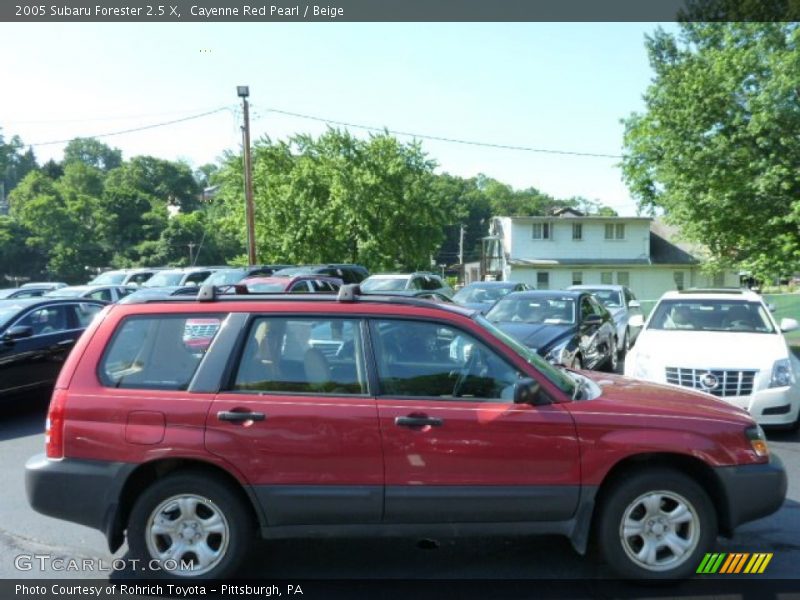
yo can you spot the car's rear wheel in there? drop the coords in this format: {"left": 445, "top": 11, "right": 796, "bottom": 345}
{"left": 597, "top": 469, "right": 717, "bottom": 580}
{"left": 128, "top": 471, "right": 253, "bottom": 579}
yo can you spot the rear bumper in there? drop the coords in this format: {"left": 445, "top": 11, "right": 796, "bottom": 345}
{"left": 25, "top": 454, "right": 134, "bottom": 542}
{"left": 714, "top": 453, "right": 787, "bottom": 531}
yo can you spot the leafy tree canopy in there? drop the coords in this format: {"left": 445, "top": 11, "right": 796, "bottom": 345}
{"left": 622, "top": 22, "right": 800, "bottom": 279}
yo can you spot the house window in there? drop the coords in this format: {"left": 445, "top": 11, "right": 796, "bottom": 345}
{"left": 712, "top": 272, "right": 725, "bottom": 287}
{"left": 674, "top": 271, "right": 685, "bottom": 291}
{"left": 572, "top": 271, "right": 583, "bottom": 285}
{"left": 537, "top": 272, "right": 550, "bottom": 290}
{"left": 605, "top": 223, "right": 625, "bottom": 240}
{"left": 572, "top": 223, "right": 583, "bottom": 240}
{"left": 532, "top": 222, "right": 552, "bottom": 240}
{"left": 601, "top": 272, "right": 613, "bottom": 284}
{"left": 616, "top": 272, "right": 630, "bottom": 286}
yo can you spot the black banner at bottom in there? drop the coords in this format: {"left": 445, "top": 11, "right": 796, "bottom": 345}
{"left": 4, "top": 579, "right": 800, "bottom": 600}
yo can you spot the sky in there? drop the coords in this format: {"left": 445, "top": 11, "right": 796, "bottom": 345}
{"left": 0, "top": 22, "right": 675, "bottom": 215}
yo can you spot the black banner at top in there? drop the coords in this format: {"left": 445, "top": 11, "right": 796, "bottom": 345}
{"left": 3, "top": 0, "right": 800, "bottom": 22}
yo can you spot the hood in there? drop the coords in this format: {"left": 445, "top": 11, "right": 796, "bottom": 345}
{"left": 633, "top": 330, "right": 788, "bottom": 369}
{"left": 494, "top": 321, "right": 571, "bottom": 351}
{"left": 580, "top": 371, "right": 754, "bottom": 426}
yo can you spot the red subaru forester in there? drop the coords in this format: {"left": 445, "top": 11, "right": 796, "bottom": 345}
{"left": 26, "top": 285, "right": 786, "bottom": 580}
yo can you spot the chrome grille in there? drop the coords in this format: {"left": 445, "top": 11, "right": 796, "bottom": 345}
{"left": 665, "top": 367, "right": 757, "bottom": 398}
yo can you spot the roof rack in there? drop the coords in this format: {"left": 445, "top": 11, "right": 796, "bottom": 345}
{"left": 142, "top": 283, "right": 471, "bottom": 314}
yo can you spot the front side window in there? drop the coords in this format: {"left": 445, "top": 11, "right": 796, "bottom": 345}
{"left": 361, "top": 277, "right": 408, "bottom": 292}
{"left": 100, "top": 314, "right": 224, "bottom": 389}
{"left": 370, "top": 319, "right": 521, "bottom": 401}
{"left": 70, "top": 302, "right": 104, "bottom": 327}
{"left": 233, "top": 317, "right": 367, "bottom": 395}
{"left": 15, "top": 305, "right": 69, "bottom": 335}
{"left": 88, "top": 289, "right": 113, "bottom": 302}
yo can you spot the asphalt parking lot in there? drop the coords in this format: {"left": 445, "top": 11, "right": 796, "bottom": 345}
{"left": 1, "top": 394, "right": 799, "bottom": 598}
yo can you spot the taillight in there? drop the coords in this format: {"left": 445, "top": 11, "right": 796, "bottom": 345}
{"left": 45, "top": 388, "right": 68, "bottom": 459}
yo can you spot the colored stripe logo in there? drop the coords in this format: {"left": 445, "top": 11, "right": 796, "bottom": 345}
{"left": 696, "top": 553, "right": 773, "bottom": 574}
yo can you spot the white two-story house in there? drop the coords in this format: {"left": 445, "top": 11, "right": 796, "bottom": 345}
{"left": 486, "top": 209, "right": 739, "bottom": 301}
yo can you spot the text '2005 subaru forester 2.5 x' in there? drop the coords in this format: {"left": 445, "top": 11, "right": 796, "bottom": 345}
{"left": 26, "top": 284, "right": 786, "bottom": 580}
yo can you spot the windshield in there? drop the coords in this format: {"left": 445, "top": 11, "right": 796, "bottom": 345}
{"left": 204, "top": 269, "right": 246, "bottom": 286}
{"left": 647, "top": 299, "right": 775, "bottom": 333}
{"left": 90, "top": 272, "right": 125, "bottom": 285}
{"left": 453, "top": 285, "right": 513, "bottom": 304}
{"left": 486, "top": 296, "right": 576, "bottom": 326}
{"left": 143, "top": 271, "right": 184, "bottom": 287}
{"left": 584, "top": 289, "right": 623, "bottom": 308}
{"left": 0, "top": 303, "right": 27, "bottom": 330}
{"left": 360, "top": 277, "right": 408, "bottom": 292}
{"left": 475, "top": 315, "right": 576, "bottom": 396}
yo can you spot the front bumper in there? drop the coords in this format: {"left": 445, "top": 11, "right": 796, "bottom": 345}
{"left": 725, "top": 386, "right": 800, "bottom": 427}
{"left": 25, "top": 454, "right": 135, "bottom": 546}
{"left": 713, "top": 453, "right": 787, "bottom": 533}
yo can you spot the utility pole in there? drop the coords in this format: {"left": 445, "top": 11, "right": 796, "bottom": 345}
{"left": 237, "top": 86, "right": 257, "bottom": 266}
{"left": 458, "top": 224, "right": 465, "bottom": 285}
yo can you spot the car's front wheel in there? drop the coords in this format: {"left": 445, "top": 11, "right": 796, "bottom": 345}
{"left": 128, "top": 471, "right": 254, "bottom": 579}
{"left": 597, "top": 469, "right": 717, "bottom": 580}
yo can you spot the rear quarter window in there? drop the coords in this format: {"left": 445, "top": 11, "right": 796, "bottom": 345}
{"left": 99, "top": 314, "right": 224, "bottom": 390}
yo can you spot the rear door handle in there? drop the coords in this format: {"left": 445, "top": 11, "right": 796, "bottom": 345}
{"left": 217, "top": 410, "right": 266, "bottom": 422}
{"left": 395, "top": 416, "right": 443, "bottom": 428}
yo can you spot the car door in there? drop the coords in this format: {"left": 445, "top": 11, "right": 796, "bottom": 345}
{"left": 369, "top": 318, "right": 580, "bottom": 524}
{"left": 0, "top": 303, "right": 75, "bottom": 397}
{"left": 206, "top": 316, "right": 383, "bottom": 526}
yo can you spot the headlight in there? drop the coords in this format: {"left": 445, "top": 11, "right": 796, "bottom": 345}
{"left": 745, "top": 425, "right": 769, "bottom": 458}
{"left": 769, "top": 358, "right": 795, "bottom": 388}
{"left": 544, "top": 341, "right": 568, "bottom": 365}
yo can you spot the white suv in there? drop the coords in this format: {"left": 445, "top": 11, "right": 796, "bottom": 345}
{"left": 624, "top": 289, "right": 800, "bottom": 429}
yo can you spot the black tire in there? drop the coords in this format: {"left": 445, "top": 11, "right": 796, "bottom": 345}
{"left": 597, "top": 469, "right": 717, "bottom": 580}
{"left": 128, "top": 471, "right": 254, "bottom": 579}
{"left": 618, "top": 329, "right": 630, "bottom": 360}
{"left": 604, "top": 337, "right": 618, "bottom": 373}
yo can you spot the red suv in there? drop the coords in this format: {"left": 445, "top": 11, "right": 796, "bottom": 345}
{"left": 25, "top": 285, "right": 786, "bottom": 580}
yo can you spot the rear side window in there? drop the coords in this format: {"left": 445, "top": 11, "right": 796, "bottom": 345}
{"left": 99, "top": 315, "right": 223, "bottom": 390}
{"left": 71, "top": 303, "right": 104, "bottom": 327}
{"left": 232, "top": 317, "right": 367, "bottom": 395}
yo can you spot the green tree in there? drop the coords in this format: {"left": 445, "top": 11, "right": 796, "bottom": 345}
{"left": 63, "top": 138, "right": 122, "bottom": 171}
{"left": 0, "top": 216, "right": 46, "bottom": 282}
{"left": 622, "top": 23, "right": 800, "bottom": 279}
{"left": 0, "top": 130, "right": 38, "bottom": 197}
{"left": 213, "top": 129, "right": 452, "bottom": 271}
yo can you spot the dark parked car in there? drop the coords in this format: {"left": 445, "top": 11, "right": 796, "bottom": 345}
{"left": 453, "top": 281, "right": 530, "bottom": 313}
{"left": 273, "top": 264, "right": 369, "bottom": 284}
{"left": 568, "top": 284, "right": 644, "bottom": 357}
{"left": 0, "top": 297, "right": 107, "bottom": 400}
{"left": 486, "top": 290, "right": 618, "bottom": 371}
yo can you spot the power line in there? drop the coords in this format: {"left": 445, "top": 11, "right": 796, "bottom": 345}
{"left": 254, "top": 106, "right": 625, "bottom": 160}
{"left": 26, "top": 107, "right": 234, "bottom": 148}
{"left": 5, "top": 106, "right": 232, "bottom": 126}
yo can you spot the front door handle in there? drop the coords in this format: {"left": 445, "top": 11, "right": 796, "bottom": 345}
{"left": 217, "top": 410, "right": 266, "bottom": 422}
{"left": 395, "top": 416, "right": 443, "bottom": 428}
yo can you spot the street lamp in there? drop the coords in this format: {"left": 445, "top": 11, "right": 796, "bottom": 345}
{"left": 238, "top": 85, "right": 257, "bottom": 265}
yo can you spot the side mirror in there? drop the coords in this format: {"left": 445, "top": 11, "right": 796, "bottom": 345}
{"left": 513, "top": 377, "right": 544, "bottom": 405}
{"left": 3, "top": 325, "right": 34, "bottom": 342}
{"left": 780, "top": 318, "right": 799, "bottom": 333}
{"left": 628, "top": 314, "right": 644, "bottom": 328}
{"left": 628, "top": 300, "right": 641, "bottom": 309}
{"left": 768, "top": 304, "right": 776, "bottom": 312}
